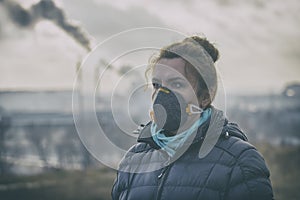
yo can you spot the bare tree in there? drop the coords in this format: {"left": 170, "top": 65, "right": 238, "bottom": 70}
{"left": 0, "top": 107, "right": 11, "bottom": 175}
{"left": 26, "top": 123, "right": 52, "bottom": 169}
{"left": 55, "top": 125, "right": 80, "bottom": 169}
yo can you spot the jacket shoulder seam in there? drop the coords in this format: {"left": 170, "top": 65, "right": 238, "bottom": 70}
{"left": 215, "top": 137, "right": 255, "bottom": 161}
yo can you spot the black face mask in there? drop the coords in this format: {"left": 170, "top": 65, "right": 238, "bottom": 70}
{"left": 151, "top": 87, "right": 203, "bottom": 136}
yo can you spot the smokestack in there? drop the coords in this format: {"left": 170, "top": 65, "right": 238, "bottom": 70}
{"left": 0, "top": 0, "right": 91, "bottom": 51}
{"left": 1, "top": 0, "right": 32, "bottom": 27}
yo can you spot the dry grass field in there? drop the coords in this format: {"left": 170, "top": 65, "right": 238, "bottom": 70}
{"left": 0, "top": 142, "right": 299, "bottom": 200}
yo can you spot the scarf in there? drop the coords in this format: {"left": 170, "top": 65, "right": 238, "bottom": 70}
{"left": 151, "top": 108, "right": 211, "bottom": 157}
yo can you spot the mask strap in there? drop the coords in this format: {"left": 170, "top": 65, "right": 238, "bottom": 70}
{"left": 186, "top": 104, "right": 203, "bottom": 115}
{"left": 149, "top": 110, "right": 155, "bottom": 121}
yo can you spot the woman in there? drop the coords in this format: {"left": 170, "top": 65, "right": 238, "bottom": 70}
{"left": 111, "top": 36, "right": 274, "bottom": 200}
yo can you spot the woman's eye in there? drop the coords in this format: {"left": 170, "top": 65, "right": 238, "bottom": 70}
{"left": 152, "top": 82, "right": 161, "bottom": 89}
{"left": 172, "top": 82, "right": 183, "bottom": 89}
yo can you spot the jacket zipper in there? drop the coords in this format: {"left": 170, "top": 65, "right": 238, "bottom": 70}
{"left": 156, "top": 164, "right": 172, "bottom": 200}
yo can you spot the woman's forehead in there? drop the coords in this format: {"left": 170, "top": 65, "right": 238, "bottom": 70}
{"left": 152, "top": 58, "right": 186, "bottom": 79}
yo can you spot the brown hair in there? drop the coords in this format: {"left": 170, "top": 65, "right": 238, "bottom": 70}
{"left": 146, "top": 36, "right": 219, "bottom": 108}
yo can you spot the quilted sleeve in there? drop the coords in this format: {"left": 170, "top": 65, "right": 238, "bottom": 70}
{"left": 225, "top": 148, "right": 274, "bottom": 200}
{"left": 111, "top": 172, "right": 120, "bottom": 200}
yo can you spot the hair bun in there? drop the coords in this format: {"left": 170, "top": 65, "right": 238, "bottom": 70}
{"left": 185, "top": 36, "right": 219, "bottom": 63}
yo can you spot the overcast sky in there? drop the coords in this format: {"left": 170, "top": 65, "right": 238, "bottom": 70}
{"left": 0, "top": 0, "right": 299, "bottom": 94}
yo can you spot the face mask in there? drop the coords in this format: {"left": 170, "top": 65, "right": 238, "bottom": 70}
{"left": 150, "top": 86, "right": 203, "bottom": 136}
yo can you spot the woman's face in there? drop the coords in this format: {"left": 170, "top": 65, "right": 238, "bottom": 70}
{"left": 151, "top": 58, "right": 201, "bottom": 130}
{"left": 152, "top": 58, "right": 198, "bottom": 103}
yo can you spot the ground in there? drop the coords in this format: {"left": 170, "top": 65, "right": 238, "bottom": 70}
{"left": 0, "top": 142, "right": 299, "bottom": 200}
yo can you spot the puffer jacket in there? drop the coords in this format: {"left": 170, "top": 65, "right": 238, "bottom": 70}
{"left": 112, "top": 108, "right": 274, "bottom": 200}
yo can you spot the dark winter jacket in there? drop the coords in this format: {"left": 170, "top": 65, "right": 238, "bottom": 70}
{"left": 112, "top": 108, "right": 274, "bottom": 200}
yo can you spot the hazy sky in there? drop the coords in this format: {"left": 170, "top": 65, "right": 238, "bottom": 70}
{"left": 1, "top": 0, "right": 299, "bottom": 94}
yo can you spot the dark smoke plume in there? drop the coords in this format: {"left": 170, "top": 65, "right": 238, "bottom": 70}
{"left": 0, "top": 0, "right": 91, "bottom": 51}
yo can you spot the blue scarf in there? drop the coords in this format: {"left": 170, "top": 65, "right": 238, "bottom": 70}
{"left": 151, "top": 108, "right": 211, "bottom": 157}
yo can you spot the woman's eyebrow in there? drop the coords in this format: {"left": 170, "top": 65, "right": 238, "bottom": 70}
{"left": 151, "top": 77, "right": 187, "bottom": 85}
{"left": 166, "top": 77, "right": 186, "bottom": 83}
{"left": 152, "top": 78, "right": 161, "bottom": 83}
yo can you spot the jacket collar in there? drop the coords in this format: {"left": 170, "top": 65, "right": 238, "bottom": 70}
{"left": 137, "top": 107, "right": 247, "bottom": 151}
